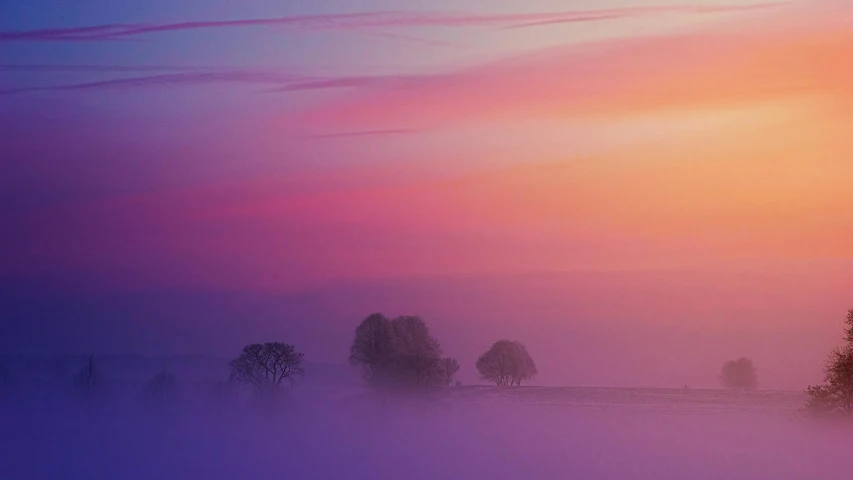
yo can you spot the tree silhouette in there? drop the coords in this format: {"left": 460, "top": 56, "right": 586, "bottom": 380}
{"left": 349, "top": 313, "right": 396, "bottom": 385}
{"left": 806, "top": 310, "right": 853, "bottom": 414}
{"left": 201, "top": 378, "right": 237, "bottom": 410}
{"left": 720, "top": 357, "right": 758, "bottom": 390}
{"left": 73, "top": 355, "right": 105, "bottom": 399}
{"left": 229, "top": 342, "right": 305, "bottom": 396}
{"left": 390, "top": 315, "right": 444, "bottom": 387}
{"left": 844, "top": 309, "right": 853, "bottom": 344}
{"left": 0, "top": 361, "right": 10, "bottom": 394}
{"left": 440, "top": 358, "right": 460, "bottom": 387}
{"left": 349, "top": 313, "right": 459, "bottom": 389}
{"left": 143, "top": 368, "right": 179, "bottom": 408}
{"left": 476, "top": 340, "right": 537, "bottom": 387}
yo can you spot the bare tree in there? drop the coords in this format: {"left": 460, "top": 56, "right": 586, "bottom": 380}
{"left": 843, "top": 309, "right": 853, "bottom": 344}
{"left": 229, "top": 342, "right": 305, "bottom": 396}
{"left": 476, "top": 340, "right": 537, "bottom": 387}
{"left": 805, "top": 384, "right": 838, "bottom": 414}
{"left": 827, "top": 346, "right": 853, "bottom": 410}
{"left": 0, "top": 361, "right": 10, "bottom": 394}
{"left": 813, "top": 346, "right": 853, "bottom": 413}
{"left": 806, "top": 311, "right": 853, "bottom": 415}
{"left": 720, "top": 357, "right": 758, "bottom": 390}
{"left": 73, "top": 355, "right": 105, "bottom": 399}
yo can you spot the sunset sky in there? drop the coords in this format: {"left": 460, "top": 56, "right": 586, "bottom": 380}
{"left": 2, "top": 0, "right": 852, "bottom": 389}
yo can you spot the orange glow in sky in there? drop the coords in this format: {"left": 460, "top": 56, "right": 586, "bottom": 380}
{"left": 3, "top": 0, "right": 853, "bottom": 387}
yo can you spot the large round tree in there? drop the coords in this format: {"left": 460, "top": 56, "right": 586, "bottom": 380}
{"left": 349, "top": 313, "right": 460, "bottom": 389}
{"left": 349, "top": 313, "right": 396, "bottom": 385}
{"left": 720, "top": 357, "right": 758, "bottom": 390}
{"left": 476, "top": 340, "right": 537, "bottom": 387}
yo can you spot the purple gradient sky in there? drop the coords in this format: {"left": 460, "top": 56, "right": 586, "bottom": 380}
{"left": 3, "top": 0, "right": 852, "bottom": 389}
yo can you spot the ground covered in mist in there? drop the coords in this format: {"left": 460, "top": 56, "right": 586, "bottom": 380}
{"left": 2, "top": 381, "right": 850, "bottom": 480}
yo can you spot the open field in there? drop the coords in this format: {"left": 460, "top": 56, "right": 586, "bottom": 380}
{"left": 0, "top": 373, "right": 839, "bottom": 480}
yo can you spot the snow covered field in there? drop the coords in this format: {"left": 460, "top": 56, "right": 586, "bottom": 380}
{"left": 2, "top": 374, "right": 844, "bottom": 480}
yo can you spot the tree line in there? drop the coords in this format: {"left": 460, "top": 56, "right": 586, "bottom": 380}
{"left": 0, "top": 312, "right": 537, "bottom": 405}
{"left": 4, "top": 309, "right": 852, "bottom": 416}
{"left": 805, "top": 309, "right": 853, "bottom": 415}
{"left": 347, "top": 313, "right": 535, "bottom": 390}
{"left": 716, "top": 308, "right": 853, "bottom": 416}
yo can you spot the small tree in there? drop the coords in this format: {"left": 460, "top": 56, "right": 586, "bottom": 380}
{"left": 0, "top": 361, "right": 10, "bottom": 394}
{"left": 821, "top": 346, "right": 853, "bottom": 412}
{"left": 806, "top": 310, "right": 853, "bottom": 415}
{"left": 843, "top": 309, "right": 853, "bottom": 344}
{"left": 720, "top": 357, "right": 758, "bottom": 390}
{"left": 206, "top": 378, "right": 237, "bottom": 409}
{"left": 229, "top": 342, "right": 305, "bottom": 397}
{"left": 476, "top": 340, "right": 537, "bottom": 387}
{"left": 143, "top": 369, "right": 179, "bottom": 408}
{"left": 73, "top": 355, "right": 106, "bottom": 399}
{"left": 440, "top": 358, "right": 460, "bottom": 387}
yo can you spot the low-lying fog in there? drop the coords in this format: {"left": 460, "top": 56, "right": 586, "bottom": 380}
{"left": 0, "top": 378, "right": 847, "bottom": 480}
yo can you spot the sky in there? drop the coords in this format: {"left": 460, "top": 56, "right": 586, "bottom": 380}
{"left": 2, "top": 0, "right": 853, "bottom": 389}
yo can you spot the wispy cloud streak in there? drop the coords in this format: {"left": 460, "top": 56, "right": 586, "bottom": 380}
{"left": 299, "top": 128, "right": 420, "bottom": 139}
{"left": 0, "top": 64, "right": 218, "bottom": 73}
{"left": 274, "top": 74, "right": 438, "bottom": 92}
{"left": 0, "top": 71, "right": 305, "bottom": 95}
{"left": 503, "top": 2, "right": 790, "bottom": 28}
{"left": 345, "top": 28, "right": 456, "bottom": 47}
{"left": 0, "top": 3, "right": 790, "bottom": 42}
{"left": 0, "top": 69, "right": 432, "bottom": 95}
{"left": 0, "top": 24, "right": 134, "bottom": 42}
{"left": 278, "top": 11, "right": 853, "bottom": 131}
